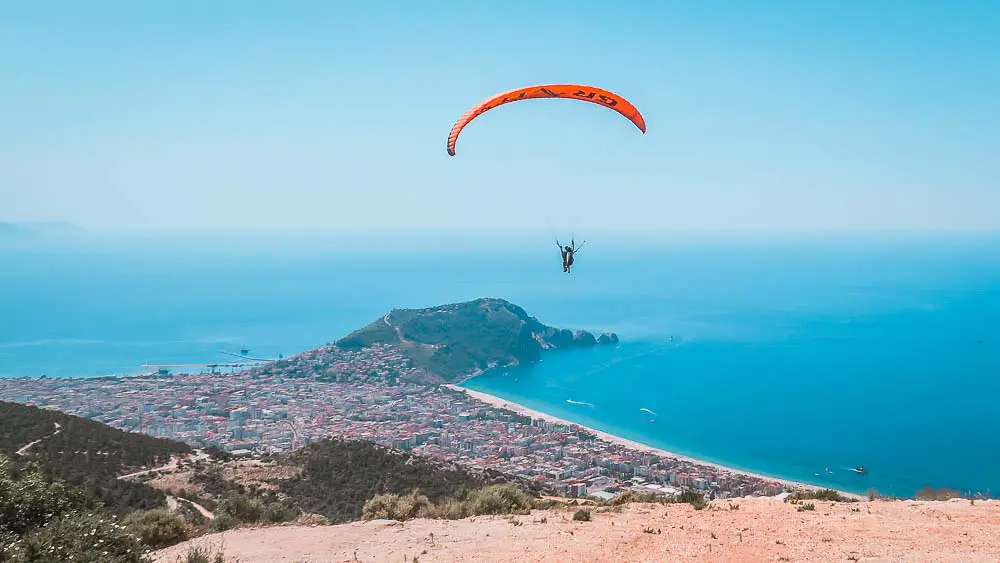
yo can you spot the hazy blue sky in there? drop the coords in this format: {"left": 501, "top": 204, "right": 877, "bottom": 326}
{"left": 2, "top": 1, "right": 998, "bottom": 234}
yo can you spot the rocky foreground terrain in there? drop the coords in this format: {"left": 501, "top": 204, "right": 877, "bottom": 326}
{"left": 155, "top": 496, "right": 1000, "bottom": 563}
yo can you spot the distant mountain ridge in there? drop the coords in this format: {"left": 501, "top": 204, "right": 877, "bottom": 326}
{"left": 336, "top": 297, "right": 618, "bottom": 382}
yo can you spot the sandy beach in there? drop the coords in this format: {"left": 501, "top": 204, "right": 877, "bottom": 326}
{"left": 445, "top": 384, "right": 864, "bottom": 500}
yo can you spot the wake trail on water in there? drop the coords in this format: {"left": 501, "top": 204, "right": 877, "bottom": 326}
{"left": 580, "top": 342, "right": 676, "bottom": 378}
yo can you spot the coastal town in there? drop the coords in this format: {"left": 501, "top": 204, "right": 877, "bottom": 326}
{"left": 0, "top": 343, "right": 788, "bottom": 500}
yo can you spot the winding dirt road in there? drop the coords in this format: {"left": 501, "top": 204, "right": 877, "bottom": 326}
{"left": 117, "top": 449, "right": 210, "bottom": 480}
{"left": 15, "top": 422, "right": 61, "bottom": 456}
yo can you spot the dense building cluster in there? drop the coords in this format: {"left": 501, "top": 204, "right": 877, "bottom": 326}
{"left": 1, "top": 343, "right": 787, "bottom": 500}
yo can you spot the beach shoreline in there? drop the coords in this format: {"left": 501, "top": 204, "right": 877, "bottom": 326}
{"left": 444, "top": 384, "right": 865, "bottom": 501}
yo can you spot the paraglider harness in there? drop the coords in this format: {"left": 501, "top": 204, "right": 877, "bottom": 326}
{"left": 556, "top": 238, "right": 585, "bottom": 273}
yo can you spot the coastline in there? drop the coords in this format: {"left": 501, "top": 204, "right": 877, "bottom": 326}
{"left": 445, "top": 384, "right": 865, "bottom": 501}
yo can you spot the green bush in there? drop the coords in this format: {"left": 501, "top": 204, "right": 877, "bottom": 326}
{"left": 362, "top": 490, "right": 433, "bottom": 521}
{"left": 124, "top": 509, "right": 188, "bottom": 549}
{"left": 463, "top": 484, "right": 533, "bottom": 517}
{"left": 0, "top": 457, "right": 86, "bottom": 535}
{"left": 263, "top": 502, "right": 300, "bottom": 523}
{"left": 361, "top": 483, "right": 537, "bottom": 523}
{"left": 14, "top": 511, "right": 149, "bottom": 563}
{"left": 0, "top": 456, "right": 150, "bottom": 563}
{"left": 396, "top": 490, "right": 434, "bottom": 519}
{"left": 572, "top": 509, "right": 591, "bottom": 522}
{"left": 435, "top": 500, "right": 469, "bottom": 520}
{"left": 217, "top": 494, "right": 263, "bottom": 523}
{"left": 787, "top": 488, "right": 850, "bottom": 502}
{"left": 361, "top": 493, "right": 397, "bottom": 520}
{"left": 812, "top": 489, "right": 848, "bottom": 502}
{"left": 207, "top": 513, "right": 238, "bottom": 533}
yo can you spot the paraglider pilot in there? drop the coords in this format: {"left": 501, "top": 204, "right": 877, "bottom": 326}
{"left": 556, "top": 238, "right": 584, "bottom": 273}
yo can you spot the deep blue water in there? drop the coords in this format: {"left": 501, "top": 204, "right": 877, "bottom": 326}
{"left": 2, "top": 234, "right": 999, "bottom": 498}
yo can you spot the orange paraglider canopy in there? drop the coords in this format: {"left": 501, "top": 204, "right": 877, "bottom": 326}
{"left": 446, "top": 84, "right": 646, "bottom": 156}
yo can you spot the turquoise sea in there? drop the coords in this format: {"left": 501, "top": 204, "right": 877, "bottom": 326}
{"left": 2, "top": 233, "right": 999, "bottom": 498}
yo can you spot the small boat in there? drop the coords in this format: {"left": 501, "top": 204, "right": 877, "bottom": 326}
{"left": 851, "top": 465, "right": 868, "bottom": 475}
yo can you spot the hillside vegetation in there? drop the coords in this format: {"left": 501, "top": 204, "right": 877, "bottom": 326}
{"left": 336, "top": 297, "right": 618, "bottom": 381}
{"left": 0, "top": 454, "right": 151, "bottom": 562}
{"left": 0, "top": 401, "right": 190, "bottom": 513}
{"left": 280, "top": 438, "right": 545, "bottom": 522}
{"left": 167, "top": 438, "right": 545, "bottom": 525}
{"left": 1, "top": 415, "right": 553, "bottom": 560}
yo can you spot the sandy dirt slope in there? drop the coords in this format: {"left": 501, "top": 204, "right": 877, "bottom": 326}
{"left": 154, "top": 497, "right": 1000, "bottom": 563}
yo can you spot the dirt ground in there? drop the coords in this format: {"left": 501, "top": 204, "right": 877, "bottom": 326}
{"left": 144, "top": 460, "right": 303, "bottom": 495}
{"left": 154, "top": 496, "right": 1000, "bottom": 563}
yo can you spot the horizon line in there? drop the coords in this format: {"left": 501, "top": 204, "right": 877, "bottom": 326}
{"left": 8, "top": 225, "right": 1000, "bottom": 237}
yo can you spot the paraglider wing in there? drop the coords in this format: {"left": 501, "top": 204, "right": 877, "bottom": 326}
{"left": 446, "top": 84, "right": 646, "bottom": 156}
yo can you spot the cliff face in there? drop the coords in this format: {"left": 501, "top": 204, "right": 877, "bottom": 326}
{"left": 335, "top": 298, "right": 618, "bottom": 382}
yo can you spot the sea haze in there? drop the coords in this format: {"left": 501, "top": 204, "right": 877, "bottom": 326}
{"left": 2, "top": 233, "right": 999, "bottom": 497}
